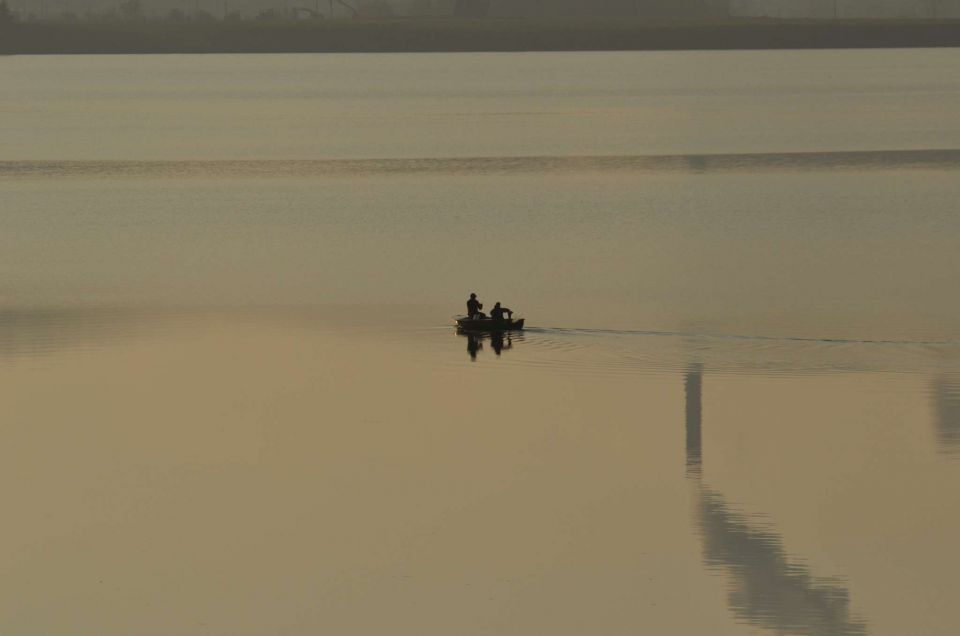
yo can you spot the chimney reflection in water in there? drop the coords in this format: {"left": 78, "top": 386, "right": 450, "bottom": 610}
{"left": 685, "top": 365, "right": 703, "bottom": 477}
{"left": 932, "top": 377, "right": 960, "bottom": 457}
{"left": 685, "top": 364, "right": 867, "bottom": 635}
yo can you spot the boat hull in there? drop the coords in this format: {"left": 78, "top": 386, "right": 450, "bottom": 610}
{"left": 454, "top": 317, "right": 525, "bottom": 331}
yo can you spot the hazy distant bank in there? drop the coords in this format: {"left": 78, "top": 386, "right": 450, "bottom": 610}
{"left": 3, "top": 18, "right": 960, "bottom": 54}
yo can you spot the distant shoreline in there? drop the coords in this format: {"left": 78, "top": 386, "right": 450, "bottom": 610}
{"left": 2, "top": 19, "right": 960, "bottom": 55}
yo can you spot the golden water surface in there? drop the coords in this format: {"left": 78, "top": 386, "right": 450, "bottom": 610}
{"left": 3, "top": 50, "right": 960, "bottom": 635}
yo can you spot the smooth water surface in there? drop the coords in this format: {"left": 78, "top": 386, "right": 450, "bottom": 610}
{"left": 2, "top": 50, "right": 960, "bottom": 635}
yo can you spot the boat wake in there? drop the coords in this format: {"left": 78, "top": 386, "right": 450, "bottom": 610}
{"left": 456, "top": 324, "right": 960, "bottom": 378}
{"left": 526, "top": 326, "right": 960, "bottom": 349}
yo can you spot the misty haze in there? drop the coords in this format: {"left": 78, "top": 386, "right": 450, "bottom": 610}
{"left": 2, "top": 7, "right": 960, "bottom": 636}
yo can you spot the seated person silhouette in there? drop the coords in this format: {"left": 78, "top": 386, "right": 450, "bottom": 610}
{"left": 489, "top": 302, "right": 513, "bottom": 321}
{"left": 467, "top": 292, "right": 486, "bottom": 319}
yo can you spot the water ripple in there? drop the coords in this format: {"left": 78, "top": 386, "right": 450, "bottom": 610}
{"left": 443, "top": 323, "right": 960, "bottom": 378}
{"left": 3, "top": 149, "right": 959, "bottom": 180}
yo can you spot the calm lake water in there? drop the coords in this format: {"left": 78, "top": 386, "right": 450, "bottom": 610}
{"left": 2, "top": 49, "right": 960, "bottom": 635}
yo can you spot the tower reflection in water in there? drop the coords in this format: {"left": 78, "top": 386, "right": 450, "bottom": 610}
{"left": 932, "top": 376, "right": 960, "bottom": 457}
{"left": 685, "top": 365, "right": 867, "bottom": 635}
{"left": 457, "top": 329, "right": 519, "bottom": 361}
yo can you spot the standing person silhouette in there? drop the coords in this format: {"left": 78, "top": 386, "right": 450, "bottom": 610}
{"left": 467, "top": 293, "right": 485, "bottom": 319}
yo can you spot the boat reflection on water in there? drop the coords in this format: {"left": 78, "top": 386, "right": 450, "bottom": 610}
{"left": 456, "top": 329, "right": 522, "bottom": 361}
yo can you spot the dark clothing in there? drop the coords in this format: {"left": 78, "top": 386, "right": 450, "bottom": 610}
{"left": 467, "top": 298, "right": 482, "bottom": 317}
{"left": 490, "top": 306, "right": 512, "bottom": 320}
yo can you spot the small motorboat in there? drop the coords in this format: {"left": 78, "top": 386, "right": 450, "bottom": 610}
{"left": 454, "top": 315, "right": 525, "bottom": 331}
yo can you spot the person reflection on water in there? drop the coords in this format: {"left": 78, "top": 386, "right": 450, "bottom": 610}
{"left": 467, "top": 293, "right": 486, "bottom": 319}
{"left": 490, "top": 331, "right": 513, "bottom": 356}
{"left": 466, "top": 333, "right": 482, "bottom": 360}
